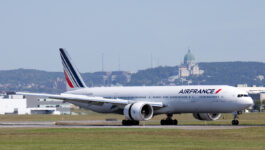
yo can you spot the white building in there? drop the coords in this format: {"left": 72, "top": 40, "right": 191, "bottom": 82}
{"left": 178, "top": 50, "right": 204, "bottom": 78}
{"left": 0, "top": 95, "right": 28, "bottom": 114}
{"left": 0, "top": 94, "right": 70, "bottom": 115}
{"left": 236, "top": 85, "right": 265, "bottom": 111}
{"left": 237, "top": 86, "right": 265, "bottom": 94}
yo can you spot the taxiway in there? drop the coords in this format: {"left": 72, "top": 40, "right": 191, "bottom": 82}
{"left": 0, "top": 121, "right": 262, "bottom": 130}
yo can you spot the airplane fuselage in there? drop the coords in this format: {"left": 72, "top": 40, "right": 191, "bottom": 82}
{"left": 65, "top": 85, "right": 253, "bottom": 115}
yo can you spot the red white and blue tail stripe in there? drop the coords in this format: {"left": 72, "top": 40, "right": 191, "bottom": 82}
{"left": 59, "top": 48, "right": 86, "bottom": 89}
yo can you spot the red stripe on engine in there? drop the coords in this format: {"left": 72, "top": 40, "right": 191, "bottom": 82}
{"left": 64, "top": 70, "right": 74, "bottom": 88}
{"left": 215, "top": 89, "right": 222, "bottom": 94}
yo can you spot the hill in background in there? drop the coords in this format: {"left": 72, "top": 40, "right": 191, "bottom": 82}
{"left": 0, "top": 61, "right": 264, "bottom": 93}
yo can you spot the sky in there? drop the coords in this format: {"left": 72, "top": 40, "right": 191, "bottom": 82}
{"left": 0, "top": 0, "right": 264, "bottom": 72}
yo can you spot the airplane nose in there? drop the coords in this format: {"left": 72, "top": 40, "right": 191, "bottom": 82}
{"left": 245, "top": 97, "right": 254, "bottom": 107}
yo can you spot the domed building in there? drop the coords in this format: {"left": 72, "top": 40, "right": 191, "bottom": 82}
{"left": 184, "top": 49, "right": 195, "bottom": 67}
{"left": 178, "top": 50, "right": 204, "bottom": 78}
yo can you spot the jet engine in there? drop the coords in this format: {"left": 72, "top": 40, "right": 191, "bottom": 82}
{"left": 193, "top": 113, "right": 221, "bottom": 121}
{"left": 123, "top": 102, "right": 153, "bottom": 121}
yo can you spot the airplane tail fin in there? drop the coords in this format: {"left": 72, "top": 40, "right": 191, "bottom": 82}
{"left": 59, "top": 48, "right": 87, "bottom": 89}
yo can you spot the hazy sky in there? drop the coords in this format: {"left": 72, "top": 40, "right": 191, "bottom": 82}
{"left": 0, "top": 1, "right": 264, "bottom": 72}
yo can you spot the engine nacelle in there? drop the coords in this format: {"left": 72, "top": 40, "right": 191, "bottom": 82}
{"left": 193, "top": 113, "right": 221, "bottom": 121}
{"left": 123, "top": 102, "right": 153, "bottom": 121}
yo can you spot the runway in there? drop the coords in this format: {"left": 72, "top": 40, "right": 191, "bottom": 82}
{"left": 0, "top": 121, "right": 263, "bottom": 130}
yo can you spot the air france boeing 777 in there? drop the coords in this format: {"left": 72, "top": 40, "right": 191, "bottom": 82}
{"left": 17, "top": 49, "right": 254, "bottom": 126}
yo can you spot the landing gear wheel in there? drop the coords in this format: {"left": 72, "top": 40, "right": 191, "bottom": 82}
{"left": 173, "top": 119, "right": 178, "bottom": 125}
{"left": 232, "top": 120, "right": 239, "bottom": 125}
{"left": 122, "top": 120, "right": 127, "bottom": 125}
{"left": 160, "top": 114, "right": 178, "bottom": 125}
{"left": 160, "top": 120, "right": 165, "bottom": 125}
{"left": 160, "top": 119, "right": 178, "bottom": 125}
{"left": 122, "top": 120, "right": 139, "bottom": 126}
{"left": 232, "top": 111, "right": 240, "bottom": 126}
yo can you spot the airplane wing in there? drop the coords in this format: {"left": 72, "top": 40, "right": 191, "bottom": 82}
{"left": 16, "top": 92, "right": 164, "bottom": 108}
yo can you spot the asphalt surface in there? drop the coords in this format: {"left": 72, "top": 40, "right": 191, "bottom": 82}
{"left": 0, "top": 121, "right": 263, "bottom": 130}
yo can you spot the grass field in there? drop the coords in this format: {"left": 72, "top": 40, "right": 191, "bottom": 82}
{"left": 0, "top": 127, "right": 264, "bottom": 150}
{"left": 0, "top": 112, "right": 265, "bottom": 150}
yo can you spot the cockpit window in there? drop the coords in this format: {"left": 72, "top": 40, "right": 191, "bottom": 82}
{"left": 237, "top": 94, "right": 249, "bottom": 98}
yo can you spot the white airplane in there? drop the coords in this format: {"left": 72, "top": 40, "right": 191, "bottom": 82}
{"left": 18, "top": 48, "right": 254, "bottom": 126}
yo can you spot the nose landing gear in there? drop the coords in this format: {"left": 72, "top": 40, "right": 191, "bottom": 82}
{"left": 232, "top": 111, "right": 241, "bottom": 125}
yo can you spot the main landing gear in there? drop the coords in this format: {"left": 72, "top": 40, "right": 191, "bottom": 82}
{"left": 122, "top": 120, "right": 139, "bottom": 126}
{"left": 160, "top": 114, "right": 178, "bottom": 125}
{"left": 232, "top": 111, "right": 241, "bottom": 125}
